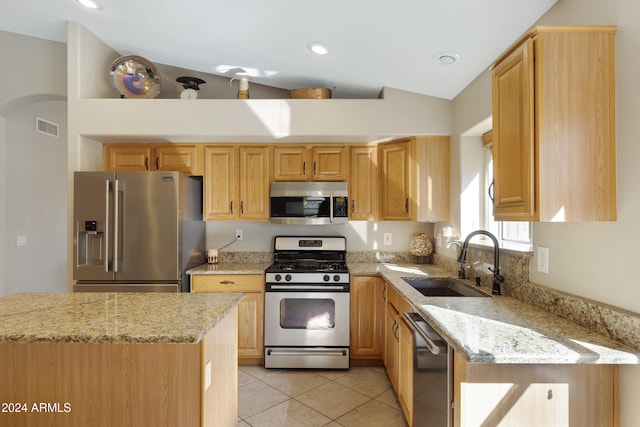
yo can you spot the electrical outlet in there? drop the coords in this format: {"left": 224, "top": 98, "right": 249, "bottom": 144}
{"left": 537, "top": 246, "right": 549, "bottom": 274}
{"left": 204, "top": 360, "right": 212, "bottom": 391}
{"left": 383, "top": 233, "right": 392, "bottom": 245}
{"left": 235, "top": 229, "right": 243, "bottom": 240}
{"left": 16, "top": 235, "right": 26, "bottom": 247}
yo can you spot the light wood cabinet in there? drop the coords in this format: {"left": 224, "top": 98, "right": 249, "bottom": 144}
{"left": 104, "top": 144, "right": 153, "bottom": 171}
{"left": 203, "top": 145, "right": 271, "bottom": 221}
{"left": 350, "top": 276, "right": 384, "bottom": 363}
{"left": 349, "top": 145, "right": 378, "bottom": 220}
{"left": 384, "top": 283, "right": 415, "bottom": 425}
{"left": 452, "top": 351, "right": 618, "bottom": 427}
{"left": 385, "top": 301, "right": 400, "bottom": 389}
{"left": 491, "top": 26, "right": 616, "bottom": 221}
{"left": 191, "top": 274, "right": 265, "bottom": 364}
{"left": 103, "top": 143, "right": 203, "bottom": 175}
{"left": 379, "top": 136, "right": 450, "bottom": 221}
{"left": 379, "top": 139, "right": 412, "bottom": 220}
{"left": 273, "top": 145, "right": 349, "bottom": 181}
{"left": 398, "top": 316, "right": 414, "bottom": 426}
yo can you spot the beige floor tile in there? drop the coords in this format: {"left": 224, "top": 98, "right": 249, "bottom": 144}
{"left": 335, "top": 399, "right": 408, "bottom": 427}
{"left": 314, "top": 369, "right": 350, "bottom": 381}
{"left": 375, "top": 388, "right": 402, "bottom": 410}
{"left": 236, "top": 420, "right": 251, "bottom": 427}
{"left": 238, "top": 380, "right": 289, "bottom": 419}
{"left": 335, "top": 367, "right": 392, "bottom": 397}
{"left": 296, "top": 381, "right": 370, "bottom": 419}
{"left": 244, "top": 399, "right": 332, "bottom": 427}
{"left": 260, "top": 370, "right": 330, "bottom": 397}
{"left": 238, "top": 368, "right": 258, "bottom": 387}
{"left": 240, "top": 365, "right": 284, "bottom": 381}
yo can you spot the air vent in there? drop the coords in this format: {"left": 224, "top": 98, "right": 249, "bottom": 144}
{"left": 35, "top": 117, "right": 59, "bottom": 138}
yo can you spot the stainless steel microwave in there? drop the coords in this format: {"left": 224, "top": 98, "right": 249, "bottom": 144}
{"left": 270, "top": 182, "right": 349, "bottom": 225}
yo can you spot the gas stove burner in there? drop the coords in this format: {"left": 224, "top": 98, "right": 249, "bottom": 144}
{"left": 268, "top": 261, "right": 348, "bottom": 274}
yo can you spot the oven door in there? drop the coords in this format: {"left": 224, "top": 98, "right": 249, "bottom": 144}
{"left": 265, "top": 290, "right": 350, "bottom": 347}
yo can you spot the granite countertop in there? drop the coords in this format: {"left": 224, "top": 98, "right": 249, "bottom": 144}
{"left": 0, "top": 292, "right": 245, "bottom": 344}
{"left": 187, "top": 262, "right": 271, "bottom": 275}
{"left": 350, "top": 262, "right": 640, "bottom": 365}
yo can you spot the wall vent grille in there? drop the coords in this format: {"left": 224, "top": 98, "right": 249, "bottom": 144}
{"left": 35, "top": 116, "right": 59, "bottom": 138}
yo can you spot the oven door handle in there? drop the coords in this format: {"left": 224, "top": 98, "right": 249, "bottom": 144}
{"left": 267, "top": 349, "right": 347, "bottom": 357}
{"left": 268, "top": 285, "right": 348, "bottom": 291}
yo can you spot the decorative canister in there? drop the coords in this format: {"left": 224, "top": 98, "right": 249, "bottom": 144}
{"left": 410, "top": 232, "right": 433, "bottom": 263}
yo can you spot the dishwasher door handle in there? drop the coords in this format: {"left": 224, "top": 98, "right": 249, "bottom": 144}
{"left": 403, "top": 312, "right": 447, "bottom": 355}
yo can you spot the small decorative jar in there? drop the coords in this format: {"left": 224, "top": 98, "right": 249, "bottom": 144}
{"left": 410, "top": 232, "right": 433, "bottom": 264}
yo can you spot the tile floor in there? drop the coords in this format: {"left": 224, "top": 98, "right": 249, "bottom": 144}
{"left": 237, "top": 366, "right": 408, "bottom": 427}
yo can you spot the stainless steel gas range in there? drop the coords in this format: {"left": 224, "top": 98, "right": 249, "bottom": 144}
{"left": 264, "top": 236, "right": 350, "bottom": 369}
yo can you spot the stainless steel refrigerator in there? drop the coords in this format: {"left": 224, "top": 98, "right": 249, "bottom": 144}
{"left": 73, "top": 171, "right": 205, "bottom": 292}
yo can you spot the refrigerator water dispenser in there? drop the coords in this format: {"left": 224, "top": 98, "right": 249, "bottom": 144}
{"left": 76, "top": 220, "right": 105, "bottom": 267}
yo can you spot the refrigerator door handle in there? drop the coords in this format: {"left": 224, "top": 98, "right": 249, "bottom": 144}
{"left": 113, "top": 179, "right": 120, "bottom": 273}
{"left": 104, "top": 180, "right": 111, "bottom": 272}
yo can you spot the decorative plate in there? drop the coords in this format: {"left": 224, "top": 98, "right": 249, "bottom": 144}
{"left": 109, "top": 55, "right": 161, "bottom": 99}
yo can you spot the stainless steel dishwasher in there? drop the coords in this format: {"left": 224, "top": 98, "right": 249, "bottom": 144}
{"left": 403, "top": 312, "right": 450, "bottom": 427}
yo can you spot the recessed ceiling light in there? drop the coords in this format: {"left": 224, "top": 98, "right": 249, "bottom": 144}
{"left": 308, "top": 42, "right": 331, "bottom": 56}
{"left": 433, "top": 52, "right": 460, "bottom": 65}
{"left": 77, "top": 0, "right": 101, "bottom": 9}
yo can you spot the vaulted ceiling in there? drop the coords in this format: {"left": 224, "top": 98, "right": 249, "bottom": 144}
{"left": 1, "top": 0, "right": 557, "bottom": 99}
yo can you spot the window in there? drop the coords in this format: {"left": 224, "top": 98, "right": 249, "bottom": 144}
{"left": 484, "top": 145, "right": 531, "bottom": 245}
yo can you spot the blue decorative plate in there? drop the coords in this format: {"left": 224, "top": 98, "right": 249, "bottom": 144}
{"left": 109, "top": 55, "right": 161, "bottom": 99}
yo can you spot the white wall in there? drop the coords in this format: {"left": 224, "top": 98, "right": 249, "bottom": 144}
{"left": 0, "top": 31, "right": 66, "bottom": 106}
{"left": 4, "top": 100, "right": 67, "bottom": 295}
{"left": 448, "top": 0, "right": 640, "bottom": 424}
{"left": 0, "top": 32, "right": 67, "bottom": 296}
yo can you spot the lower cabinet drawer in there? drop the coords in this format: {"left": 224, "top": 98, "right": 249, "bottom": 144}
{"left": 191, "top": 274, "right": 265, "bottom": 293}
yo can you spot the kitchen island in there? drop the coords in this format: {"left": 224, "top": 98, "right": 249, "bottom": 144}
{"left": 0, "top": 292, "right": 244, "bottom": 427}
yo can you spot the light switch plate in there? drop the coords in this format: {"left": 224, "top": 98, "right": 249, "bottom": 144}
{"left": 16, "top": 235, "right": 26, "bottom": 247}
{"left": 537, "top": 246, "right": 549, "bottom": 274}
{"left": 383, "top": 233, "right": 392, "bottom": 245}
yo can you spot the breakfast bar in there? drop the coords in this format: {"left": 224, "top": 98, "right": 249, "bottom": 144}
{"left": 0, "top": 292, "right": 244, "bottom": 427}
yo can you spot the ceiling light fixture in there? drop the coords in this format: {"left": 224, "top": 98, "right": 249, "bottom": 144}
{"left": 308, "top": 42, "right": 331, "bottom": 56}
{"left": 77, "top": 0, "right": 101, "bottom": 9}
{"left": 433, "top": 52, "right": 460, "bottom": 65}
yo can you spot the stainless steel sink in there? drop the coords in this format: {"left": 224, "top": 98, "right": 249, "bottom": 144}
{"left": 401, "top": 277, "right": 488, "bottom": 297}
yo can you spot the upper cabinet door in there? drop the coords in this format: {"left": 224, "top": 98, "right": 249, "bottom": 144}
{"left": 238, "top": 146, "right": 271, "bottom": 220}
{"left": 155, "top": 145, "right": 198, "bottom": 175}
{"left": 492, "top": 38, "right": 535, "bottom": 220}
{"left": 273, "top": 146, "right": 310, "bottom": 181}
{"left": 379, "top": 139, "right": 412, "bottom": 220}
{"left": 104, "top": 145, "right": 152, "bottom": 171}
{"left": 350, "top": 146, "right": 378, "bottom": 220}
{"left": 204, "top": 146, "right": 237, "bottom": 220}
{"left": 491, "top": 26, "right": 616, "bottom": 222}
{"left": 312, "top": 146, "right": 349, "bottom": 181}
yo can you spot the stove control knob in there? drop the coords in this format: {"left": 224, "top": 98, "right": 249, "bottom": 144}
{"left": 274, "top": 274, "right": 282, "bottom": 282}
{"left": 323, "top": 274, "right": 330, "bottom": 282}
{"left": 333, "top": 275, "right": 341, "bottom": 282}
{"left": 285, "top": 274, "right": 292, "bottom": 282}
